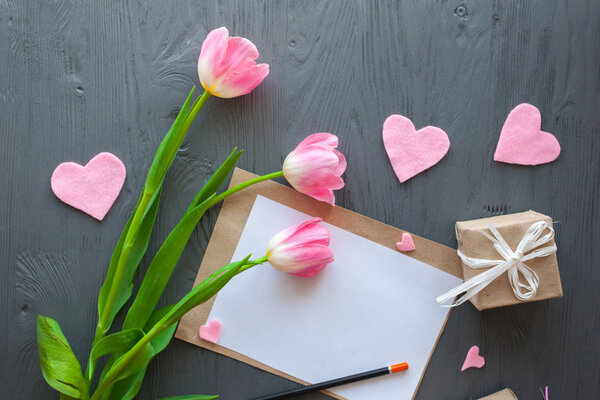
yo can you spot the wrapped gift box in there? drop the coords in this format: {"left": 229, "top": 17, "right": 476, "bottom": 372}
{"left": 456, "top": 210, "right": 562, "bottom": 310}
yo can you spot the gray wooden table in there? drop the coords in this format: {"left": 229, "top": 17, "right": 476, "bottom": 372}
{"left": 1, "top": 1, "right": 599, "bottom": 399}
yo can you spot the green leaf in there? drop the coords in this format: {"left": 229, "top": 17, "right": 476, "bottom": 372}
{"left": 102, "top": 306, "right": 177, "bottom": 400}
{"left": 160, "top": 255, "right": 250, "bottom": 328}
{"left": 86, "top": 329, "right": 144, "bottom": 381}
{"left": 96, "top": 195, "right": 138, "bottom": 324}
{"left": 159, "top": 395, "right": 219, "bottom": 400}
{"left": 108, "top": 342, "right": 154, "bottom": 384}
{"left": 37, "top": 316, "right": 89, "bottom": 399}
{"left": 97, "top": 87, "right": 197, "bottom": 335}
{"left": 97, "top": 186, "right": 162, "bottom": 333}
{"left": 145, "top": 305, "right": 177, "bottom": 354}
{"left": 104, "top": 368, "right": 146, "bottom": 400}
{"left": 96, "top": 355, "right": 118, "bottom": 400}
{"left": 121, "top": 197, "right": 210, "bottom": 331}
{"left": 187, "top": 148, "right": 243, "bottom": 211}
{"left": 146, "top": 87, "right": 196, "bottom": 191}
{"left": 123, "top": 148, "right": 243, "bottom": 331}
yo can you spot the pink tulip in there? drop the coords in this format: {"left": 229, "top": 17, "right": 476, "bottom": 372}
{"left": 197, "top": 27, "right": 269, "bottom": 98}
{"left": 266, "top": 218, "right": 334, "bottom": 277}
{"left": 282, "top": 133, "right": 347, "bottom": 205}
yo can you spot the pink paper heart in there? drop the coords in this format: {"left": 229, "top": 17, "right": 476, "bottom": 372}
{"left": 396, "top": 232, "right": 416, "bottom": 252}
{"left": 494, "top": 103, "right": 561, "bottom": 165}
{"left": 51, "top": 152, "right": 126, "bottom": 221}
{"left": 199, "top": 319, "right": 222, "bottom": 344}
{"left": 383, "top": 115, "right": 450, "bottom": 183}
{"left": 461, "top": 345, "right": 485, "bottom": 371}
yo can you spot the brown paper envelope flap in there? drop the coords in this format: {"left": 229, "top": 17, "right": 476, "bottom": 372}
{"left": 175, "top": 168, "right": 462, "bottom": 399}
{"left": 478, "top": 388, "right": 518, "bottom": 399}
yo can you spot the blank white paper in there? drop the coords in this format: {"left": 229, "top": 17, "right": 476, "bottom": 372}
{"left": 208, "top": 195, "right": 461, "bottom": 400}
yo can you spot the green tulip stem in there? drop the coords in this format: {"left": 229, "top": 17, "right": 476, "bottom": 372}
{"left": 181, "top": 90, "right": 211, "bottom": 135}
{"left": 240, "top": 255, "right": 269, "bottom": 273}
{"left": 206, "top": 170, "right": 284, "bottom": 208}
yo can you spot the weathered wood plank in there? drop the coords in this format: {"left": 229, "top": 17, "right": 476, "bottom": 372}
{"left": 1, "top": 0, "right": 598, "bottom": 399}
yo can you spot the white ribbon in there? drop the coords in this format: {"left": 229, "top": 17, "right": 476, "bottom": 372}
{"left": 436, "top": 220, "right": 557, "bottom": 307}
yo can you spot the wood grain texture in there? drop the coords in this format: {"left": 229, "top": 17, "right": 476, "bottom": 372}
{"left": 1, "top": 0, "right": 598, "bottom": 399}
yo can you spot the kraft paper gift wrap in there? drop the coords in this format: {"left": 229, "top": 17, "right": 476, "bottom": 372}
{"left": 478, "top": 388, "right": 518, "bottom": 399}
{"left": 456, "top": 210, "right": 562, "bottom": 311}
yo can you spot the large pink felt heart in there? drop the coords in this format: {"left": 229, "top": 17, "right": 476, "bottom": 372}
{"left": 51, "top": 152, "right": 126, "bottom": 221}
{"left": 383, "top": 115, "right": 450, "bottom": 183}
{"left": 494, "top": 103, "right": 561, "bottom": 165}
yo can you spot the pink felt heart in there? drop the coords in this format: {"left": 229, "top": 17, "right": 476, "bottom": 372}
{"left": 461, "top": 345, "right": 485, "bottom": 371}
{"left": 396, "top": 232, "right": 416, "bottom": 252}
{"left": 383, "top": 115, "right": 450, "bottom": 183}
{"left": 199, "top": 319, "right": 222, "bottom": 344}
{"left": 51, "top": 152, "right": 126, "bottom": 221}
{"left": 494, "top": 103, "right": 560, "bottom": 165}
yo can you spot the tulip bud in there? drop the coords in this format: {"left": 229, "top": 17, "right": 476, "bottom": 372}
{"left": 282, "top": 133, "right": 347, "bottom": 205}
{"left": 197, "top": 27, "right": 269, "bottom": 98}
{"left": 266, "top": 218, "right": 334, "bottom": 277}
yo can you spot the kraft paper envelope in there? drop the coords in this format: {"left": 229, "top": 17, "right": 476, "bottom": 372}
{"left": 176, "top": 168, "right": 463, "bottom": 399}
{"left": 478, "top": 388, "right": 518, "bottom": 399}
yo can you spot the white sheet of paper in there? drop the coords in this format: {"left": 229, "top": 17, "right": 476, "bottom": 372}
{"left": 208, "top": 195, "right": 461, "bottom": 400}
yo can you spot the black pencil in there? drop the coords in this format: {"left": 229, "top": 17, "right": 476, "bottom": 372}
{"left": 249, "top": 362, "right": 409, "bottom": 400}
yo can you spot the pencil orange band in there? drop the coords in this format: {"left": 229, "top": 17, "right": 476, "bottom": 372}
{"left": 389, "top": 362, "right": 409, "bottom": 373}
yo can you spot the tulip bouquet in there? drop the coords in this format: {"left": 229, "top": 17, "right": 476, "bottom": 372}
{"left": 37, "top": 27, "right": 346, "bottom": 400}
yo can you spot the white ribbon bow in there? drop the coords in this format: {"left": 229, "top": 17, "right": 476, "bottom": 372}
{"left": 436, "top": 220, "right": 557, "bottom": 307}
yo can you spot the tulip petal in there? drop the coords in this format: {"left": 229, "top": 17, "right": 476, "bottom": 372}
{"left": 290, "top": 143, "right": 339, "bottom": 162}
{"left": 269, "top": 244, "right": 334, "bottom": 273}
{"left": 266, "top": 217, "right": 324, "bottom": 253}
{"left": 284, "top": 146, "right": 339, "bottom": 178}
{"left": 297, "top": 133, "right": 339, "bottom": 150}
{"left": 213, "top": 37, "right": 258, "bottom": 80}
{"left": 290, "top": 263, "right": 328, "bottom": 277}
{"left": 303, "top": 188, "right": 335, "bottom": 205}
{"left": 285, "top": 148, "right": 344, "bottom": 190}
{"left": 198, "top": 27, "right": 229, "bottom": 90}
{"left": 283, "top": 221, "right": 330, "bottom": 247}
{"left": 295, "top": 176, "right": 344, "bottom": 193}
{"left": 267, "top": 226, "right": 298, "bottom": 252}
{"left": 296, "top": 217, "right": 324, "bottom": 228}
{"left": 333, "top": 149, "right": 347, "bottom": 176}
{"left": 289, "top": 244, "right": 334, "bottom": 267}
{"left": 213, "top": 63, "right": 270, "bottom": 98}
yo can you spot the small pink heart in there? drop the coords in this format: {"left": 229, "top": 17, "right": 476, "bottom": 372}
{"left": 383, "top": 115, "right": 450, "bottom": 183}
{"left": 199, "top": 319, "right": 221, "bottom": 344}
{"left": 461, "top": 345, "right": 485, "bottom": 371}
{"left": 494, "top": 103, "right": 560, "bottom": 165}
{"left": 396, "top": 232, "right": 416, "bottom": 252}
{"left": 51, "top": 152, "right": 126, "bottom": 221}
